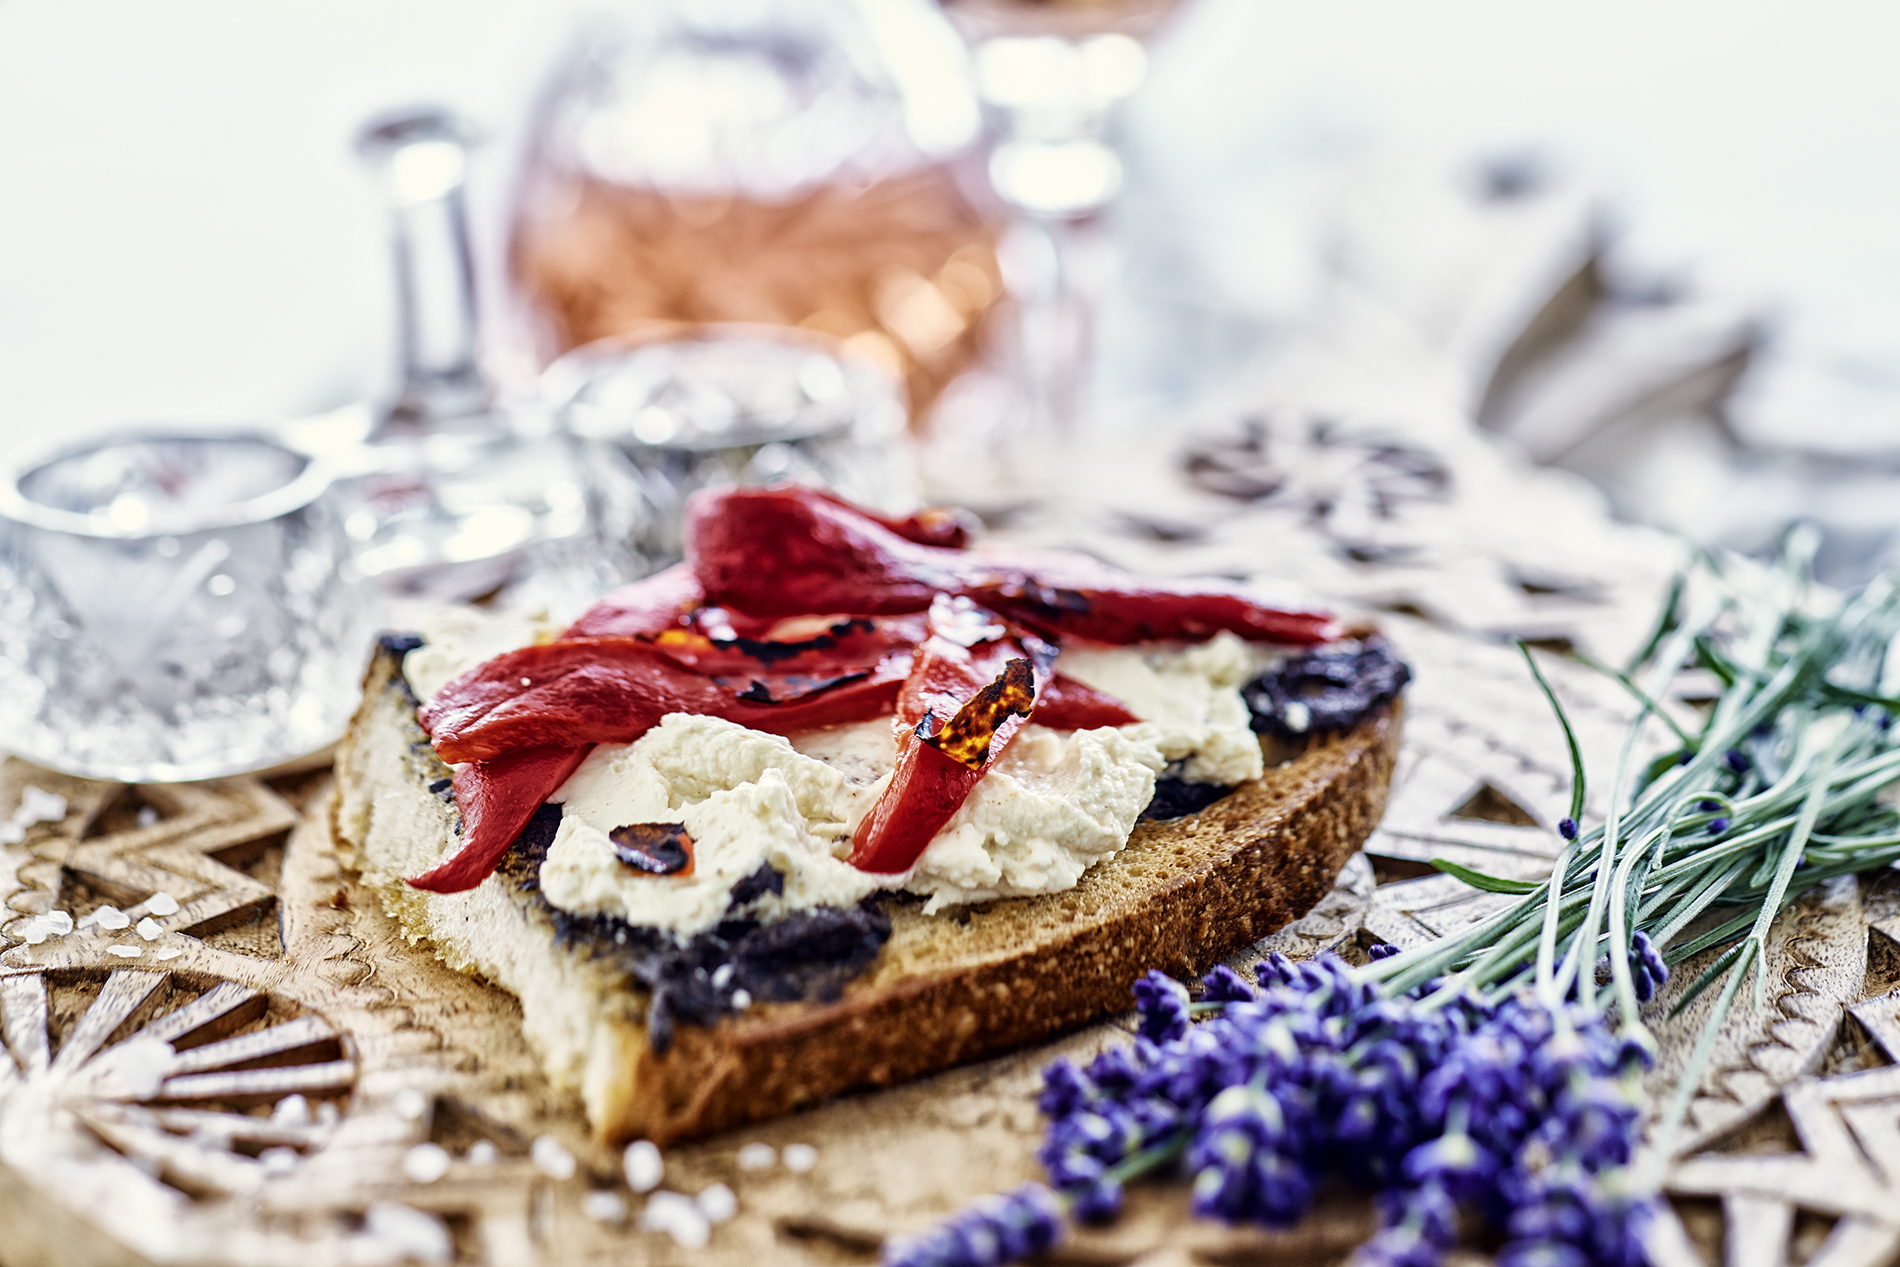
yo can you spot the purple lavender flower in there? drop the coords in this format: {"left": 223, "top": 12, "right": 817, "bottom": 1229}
{"left": 1202, "top": 964, "right": 1258, "bottom": 1003}
{"left": 1069, "top": 1178, "right": 1123, "bottom": 1225}
{"left": 1037, "top": 1059, "right": 1096, "bottom": 1118}
{"left": 1706, "top": 817, "right": 1730, "bottom": 835}
{"left": 880, "top": 1183, "right": 1063, "bottom": 1267}
{"left": 1558, "top": 818, "right": 1579, "bottom": 841}
{"left": 1133, "top": 970, "right": 1192, "bottom": 1043}
{"left": 1724, "top": 748, "right": 1750, "bottom": 773}
{"left": 1630, "top": 931, "right": 1670, "bottom": 1003}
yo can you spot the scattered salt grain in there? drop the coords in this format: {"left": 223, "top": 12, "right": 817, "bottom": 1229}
{"left": 730, "top": 988, "right": 752, "bottom": 1009}
{"left": 782, "top": 1143, "right": 817, "bottom": 1173}
{"left": 93, "top": 905, "right": 131, "bottom": 931}
{"left": 154, "top": 947, "right": 182, "bottom": 962}
{"left": 393, "top": 1088, "right": 429, "bottom": 1121}
{"left": 136, "top": 806, "right": 160, "bottom": 829}
{"left": 316, "top": 1101, "right": 342, "bottom": 1127}
{"left": 259, "top": 1147, "right": 300, "bottom": 1176}
{"left": 18, "top": 918, "right": 49, "bottom": 946}
{"left": 0, "top": 822, "right": 22, "bottom": 845}
{"left": 736, "top": 1142, "right": 776, "bottom": 1171}
{"left": 711, "top": 963, "right": 734, "bottom": 989}
{"left": 640, "top": 1191, "right": 711, "bottom": 1249}
{"left": 623, "top": 1139, "right": 663, "bottom": 1192}
{"left": 582, "top": 1190, "right": 628, "bottom": 1224}
{"left": 44, "top": 910, "right": 73, "bottom": 935}
{"left": 17, "top": 786, "right": 66, "bottom": 825}
{"left": 466, "top": 1140, "right": 499, "bottom": 1165}
{"left": 103, "top": 1036, "right": 173, "bottom": 1099}
{"left": 363, "top": 1202, "right": 452, "bottom": 1265}
{"left": 532, "top": 1134, "right": 577, "bottom": 1181}
{"left": 146, "top": 892, "right": 179, "bottom": 917}
{"left": 136, "top": 917, "right": 163, "bottom": 941}
{"left": 697, "top": 1183, "right": 737, "bottom": 1224}
{"left": 107, "top": 944, "right": 142, "bottom": 958}
{"left": 402, "top": 1142, "right": 453, "bottom": 1184}
{"left": 272, "top": 1095, "right": 312, "bottom": 1127}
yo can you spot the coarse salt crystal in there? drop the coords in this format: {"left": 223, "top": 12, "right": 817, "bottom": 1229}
{"left": 697, "top": 1182, "right": 737, "bottom": 1224}
{"left": 136, "top": 805, "right": 160, "bottom": 829}
{"left": 17, "top": 786, "right": 66, "bottom": 824}
{"left": 44, "top": 910, "right": 73, "bottom": 935}
{"left": 532, "top": 1134, "right": 577, "bottom": 1181}
{"left": 730, "top": 988, "right": 752, "bottom": 1010}
{"left": 107, "top": 944, "right": 142, "bottom": 958}
{"left": 316, "top": 1101, "right": 342, "bottom": 1127}
{"left": 18, "top": 918, "right": 49, "bottom": 946}
{"left": 146, "top": 892, "right": 180, "bottom": 917}
{"left": 403, "top": 1143, "right": 453, "bottom": 1184}
{"left": 782, "top": 1143, "right": 817, "bottom": 1173}
{"left": 259, "top": 1147, "right": 300, "bottom": 1176}
{"left": 711, "top": 963, "right": 734, "bottom": 989}
{"left": 640, "top": 1191, "right": 710, "bottom": 1249}
{"left": 272, "top": 1095, "right": 312, "bottom": 1127}
{"left": 623, "top": 1139, "right": 663, "bottom": 1192}
{"left": 154, "top": 947, "right": 182, "bottom": 961}
{"left": 394, "top": 1088, "right": 429, "bottom": 1121}
{"left": 93, "top": 905, "right": 131, "bottom": 931}
{"left": 736, "top": 1142, "right": 776, "bottom": 1171}
{"left": 466, "top": 1140, "right": 499, "bottom": 1165}
{"left": 136, "top": 917, "right": 163, "bottom": 941}
{"left": 0, "top": 822, "right": 23, "bottom": 845}
{"left": 582, "top": 1190, "right": 628, "bottom": 1224}
{"left": 362, "top": 1202, "right": 452, "bottom": 1265}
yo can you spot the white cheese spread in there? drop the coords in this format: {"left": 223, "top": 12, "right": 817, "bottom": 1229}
{"left": 404, "top": 619, "right": 1274, "bottom": 934}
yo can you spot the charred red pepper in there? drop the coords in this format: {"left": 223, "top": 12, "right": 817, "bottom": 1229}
{"left": 421, "top": 637, "right": 911, "bottom": 765}
{"left": 849, "top": 614, "right": 1054, "bottom": 875}
{"left": 1036, "top": 674, "right": 1140, "bottom": 729}
{"left": 563, "top": 564, "right": 705, "bottom": 639}
{"left": 685, "top": 486, "right": 1339, "bottom": 646}
{"left": 407, "top": 744, "right": 591, "bottom": 894}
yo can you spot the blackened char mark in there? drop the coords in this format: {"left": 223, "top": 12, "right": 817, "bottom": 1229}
{"left": 1242, "top": 637, "right": 1410, "bottom": 741}
{"left": 728, "top": 862, "right": 786, "bottom": 906}
{"left": 609, "top": 822, "right": 694, "bottom": 876}
{"left": 1141, "top": 777, "right": 1236, "bottom": 821}
{"left": 720, "top": 618, "right": 877, "bottom": 666}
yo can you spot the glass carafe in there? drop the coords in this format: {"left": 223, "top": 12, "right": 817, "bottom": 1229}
{"left": 510, "top": 0, "right": 1003, "bottom": 425}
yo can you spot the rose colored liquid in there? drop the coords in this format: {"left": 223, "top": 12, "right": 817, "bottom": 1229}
{"left": 938, "top": 0, "right": 1182, "bottom": 40}
{"left": 512, "top": 164, "right": 1004, "bottom": 424}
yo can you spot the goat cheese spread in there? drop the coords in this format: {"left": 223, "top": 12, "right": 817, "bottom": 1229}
{"left": 406, "top": 613, "right": 1274, "bottom": 935}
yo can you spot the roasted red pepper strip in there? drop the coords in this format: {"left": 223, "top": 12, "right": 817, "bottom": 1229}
{"left": 421, "top": 637, "right": 911, "bottom": 765}
{"left": 685, "top": 486, "right": 1339, "bottom": 645}
{"left": 849, "top": 624, "right": 1053, "bottom": 875}
{"left": 1037, "top": 674, "right": 1140, "bottom": 729}
{"left": 407, "top": 744, "right": 591, "bottom": 894}
{"left": 563, "top": 564, "right": 705, "bottom": 639}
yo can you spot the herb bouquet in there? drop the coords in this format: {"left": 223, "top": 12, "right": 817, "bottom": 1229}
{"left": 885, "top": 538, "right": 1900, "bottom": 1267}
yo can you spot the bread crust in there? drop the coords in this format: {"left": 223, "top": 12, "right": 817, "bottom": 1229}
{"left": 334, "top": 640, "right": 1400, "bottom": 1144}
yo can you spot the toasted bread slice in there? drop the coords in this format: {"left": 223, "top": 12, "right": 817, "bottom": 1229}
{"left": 333, "top": 639, "right": 1401, "bottom": 1145}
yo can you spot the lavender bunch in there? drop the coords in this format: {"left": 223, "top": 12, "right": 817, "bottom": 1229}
{"left": 884, "top": 958, "right": 1655, "bottom": 1267}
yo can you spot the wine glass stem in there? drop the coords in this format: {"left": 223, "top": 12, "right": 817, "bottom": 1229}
{"left": 389, "top": 187, "right": 484, "bottom": 426}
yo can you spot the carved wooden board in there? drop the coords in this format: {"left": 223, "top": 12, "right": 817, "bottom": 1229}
{"left": 3, "top": 169, "right": 1893, "bottom": 1263}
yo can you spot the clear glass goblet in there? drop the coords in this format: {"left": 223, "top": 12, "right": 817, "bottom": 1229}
{"left": 544, "top": 325, "right": 917, "bottom": 565}
{"left": 0, "top": 432, "right": 372, "bottom": 782}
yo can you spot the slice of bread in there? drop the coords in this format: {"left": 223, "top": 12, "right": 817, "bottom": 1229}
{"left": 333, "top": 638, "right": 1401, "bottom": 1145}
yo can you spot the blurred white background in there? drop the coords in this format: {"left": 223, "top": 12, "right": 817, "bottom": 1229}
{"left": 4, "top": 0, "right": 1898, "bottom": 457}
